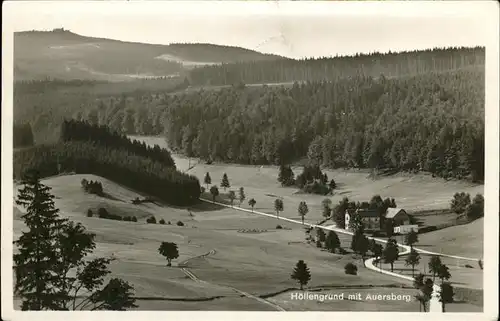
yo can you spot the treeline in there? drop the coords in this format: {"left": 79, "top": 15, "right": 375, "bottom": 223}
{"left": 188, "top": 46, "right": 485, "bottom": 86}
{"left": 162, "top": 68, "right": 485, "bottom": 181}
{"left": 14, "top": 79, "right": 105, "bottom": 94}
{"left": 60, "top": 119, "right": 175, "bottom": 167}
{"left": 13, "top": 142, "right": 200, "bottom": 206}
{"left": 14, "top": 123, "right": 34, "bottom": 148}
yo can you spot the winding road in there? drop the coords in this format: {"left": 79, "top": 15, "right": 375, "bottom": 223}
{"left": 200, "top": 198, "right": 481, "bottom": 313}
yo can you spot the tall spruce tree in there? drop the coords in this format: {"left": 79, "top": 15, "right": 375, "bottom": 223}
{"left": 13, "top": 170, "right": 137, "bottom": 311}
{"left": 220, "top": 173, "right": 230, "bottom": 191}
{"left": 14, "top": 170, "right": 68, "bottom": 310}
{"left": 204, "top": 172, "right": 212, "bottom": 189}
{"left": 290, "top": 260, "right": 311, "bottom": 290}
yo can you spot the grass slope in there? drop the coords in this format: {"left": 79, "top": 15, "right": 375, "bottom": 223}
{"left": 11, "top": 174, "right": 415, "bottom": 311}
{"left": 417, "top": 218, "right": 484, "bottom": 259}
{"left": 129, "top": 135, "right": 483, "bottom": 211}
{"left": 12, "top": 171, "right": 483, "bottom": 310}
{"left": 129, "top": 135, "right": 484, "bottom": 256}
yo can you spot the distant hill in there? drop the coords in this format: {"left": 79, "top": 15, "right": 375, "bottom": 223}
{"left": 188, "top": 46, "right": 485, "bottom": 86}
{"left": 14, "top": 29, "right": 284, "bottom": 81}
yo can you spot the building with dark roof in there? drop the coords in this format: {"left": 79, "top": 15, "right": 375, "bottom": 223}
{"left": 345, "top": 208, "right": 380, "bottom": 232}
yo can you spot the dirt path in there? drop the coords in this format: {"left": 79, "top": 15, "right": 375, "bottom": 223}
{"left": 178, "top": 248, "right": 285, "bottom": 311}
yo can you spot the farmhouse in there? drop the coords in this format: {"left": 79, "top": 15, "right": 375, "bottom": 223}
{"left": 385, "top": 208, "right": 410, "bottom": 226}
{"left": 345, "top": 207, "right": 418, "bottom": 234}
{"left": 344, "top": 209, "right": 380, "bottom": 232}
{"left": 386, "top": 208, "right": 419, "bottom": 234}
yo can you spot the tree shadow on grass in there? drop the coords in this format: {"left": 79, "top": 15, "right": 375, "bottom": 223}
{"left": 190, "top": 201, "right": 227, "bottom": 212}
{"left": 101, "top": 192, "right": 127, "bottom": 203}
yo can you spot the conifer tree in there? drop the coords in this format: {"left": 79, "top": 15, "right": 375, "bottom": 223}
{"left": 248, "top": 198, "right": 256, "bottom": 212}
{"left": 298, "top": 201, "right": 309, "bottom": 224}
{"left": 220, "top": 173, "right": 230, "bottom": 191}
{"left": 238, "top": 187, "right": 246, "bottom": 205}
{"left": 14, "top": 170, "right": 137, "bottom": 311}
{"left": 274, "top": 198, "right": 284, "bottom": 218}
{"left": 290, "top": 260, "right": 311, "bottom": 290}
{"left": 14, "top": 170, "right": 68, "bottom": 310}
{"left": 204, "top": 172, "right": 212, "bottom": 189}
{"left": 324, "top": 230, "right": 341, "bottom": 253}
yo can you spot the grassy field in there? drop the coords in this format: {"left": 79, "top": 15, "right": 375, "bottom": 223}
{"left": 11, "top": 135, "right": 484, "bottom": 311}
{"left": 129, "top": 135, "right": 484, "bottom": 247}
{"left": 14, "top": 174, "right": 427, "bottom": 311}
{"left": 416, "top": 218, "right": 484, "bottom": 258}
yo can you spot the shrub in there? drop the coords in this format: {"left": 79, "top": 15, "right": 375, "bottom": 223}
{"left": 132, "top": 216, "right": 138, "bottom": 222}
{"left": 109, "top": 214, "right": 122, "bottom": 221}
{"left": 83, "top": 180, "right": 104, "bottom": 196}
{"left": 87, "top": 209, "right": 93, "bottom": 217}
{"left": 316, "top": 240, "right": 322, "bottom": 248}
{"left": 302, "top": 181, "right": 330, "bottom": 195}
{"left": 123, "top": 216, "right": 130, "bottom": 221}
{"left": 337, "top": 247, "right": 348, "bottom": 255}
{"left": 465, "top": 264, "right": 474, "bottom": 268}
{"left": 200, "top": 186, "right": 206, "bottom": 194}
{"left": 478, "top": 259, "right": 483, "bottom": 270}
{"left": 276, "top": 225, "right": 283, "bottom": 229}
{"left": 159, "top": 219, "right": 166, "bottom": 224}
{"left": 98, "top": 207, "right": 109, "bottom": 218}
{"left": 167, "top": 221, "right": 171, "bottom": 225}
{"left": 176, "top": 221, "right": 184, "bottom": 226}
{"left": 147, "top": 216, "right": 157, "bottom": 224}
{"left": 344, "top": 262, "right": 358, "bottom": 275}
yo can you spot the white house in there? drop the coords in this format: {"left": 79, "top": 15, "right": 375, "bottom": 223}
{"left": 394, "top": 225, "right": 419, "bottom": 234}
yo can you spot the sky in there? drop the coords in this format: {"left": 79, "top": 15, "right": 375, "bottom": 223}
{"left": 4, "top": 1, "right": 494, "bottom": 59}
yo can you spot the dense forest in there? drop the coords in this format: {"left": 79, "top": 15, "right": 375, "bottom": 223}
{"left": 60, "top": 119, "right": 175, "bottom": 167}
{"left": 188, "top": 47, "right": 485, "bottom": 86}
{"left": 14, "top": 121, "right": 200, "bottom": 206}
{"left": 13, "top": 77, "right": 186, "bottom": 143}
{"left": 14, "top": 123, "right": 34, "bottom": 148}
{"left": 13, "top": 47, "right": 485, "bottom": 182}
{"left": 163, "top": 68, "right": 485, "bottom": 182}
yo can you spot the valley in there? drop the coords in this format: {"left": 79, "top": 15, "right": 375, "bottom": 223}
{"left": 9, "top": 29, "right": 487, "bottom": 313}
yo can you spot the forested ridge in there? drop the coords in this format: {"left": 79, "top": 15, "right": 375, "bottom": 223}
{"left": 60, "top": 119, "right": 175, "bottom": 167}
{"left": 14, "top": 121, "right": 200, "bottom": 206}
{"left": 188, "top": 46, "right": 484, "bottom": 86}
{"left": 163, "top": 67, "right": 485, "bottom": 182}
